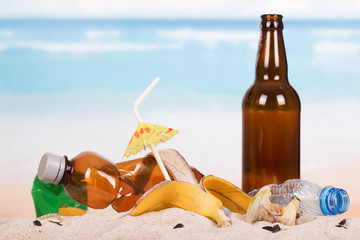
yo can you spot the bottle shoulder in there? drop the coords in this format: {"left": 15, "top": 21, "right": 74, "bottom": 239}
{"left": 68, "top": 151, "right": 120, "bottom": 185}
{"left": 72, "top": 152, "right": 117, "bottom": 169}
{"left": 242, "top": 81, "right": 300, "bottom": 110}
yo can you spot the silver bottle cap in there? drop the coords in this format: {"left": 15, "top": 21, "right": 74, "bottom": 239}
{"left": 38, "top": 152, "right": 66, "bottom": 185}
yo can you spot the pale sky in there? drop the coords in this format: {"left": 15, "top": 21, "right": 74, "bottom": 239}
{"left": 0, "top": 0, "right": 360, "bottom": 19}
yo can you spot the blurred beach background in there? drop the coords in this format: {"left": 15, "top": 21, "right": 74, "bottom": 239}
{"left": 0, "top": 0, "right": 359, "bottom": 218}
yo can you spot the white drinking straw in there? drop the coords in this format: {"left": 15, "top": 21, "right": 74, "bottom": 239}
{"left": 133, "top": 77, "right": 171, "bottom": 181}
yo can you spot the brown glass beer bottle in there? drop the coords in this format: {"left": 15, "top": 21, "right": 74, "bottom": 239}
{"left": 242, "top": 14, "right": 300, "bottom": 193}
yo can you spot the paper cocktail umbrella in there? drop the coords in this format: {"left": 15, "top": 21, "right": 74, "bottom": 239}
{"left": 123, "top": 122, "right": 178, "bottom": 158}
{"left": 123, "top": 77, "right": 178, "bottom": 181}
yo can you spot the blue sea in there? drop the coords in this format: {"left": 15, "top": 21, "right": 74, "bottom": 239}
{"left": 1, "top": 19, "right": 360, "bottom": 182}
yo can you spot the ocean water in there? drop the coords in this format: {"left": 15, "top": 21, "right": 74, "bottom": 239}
{"left": 1, "top": 19, "right": 360, "bottom": 182}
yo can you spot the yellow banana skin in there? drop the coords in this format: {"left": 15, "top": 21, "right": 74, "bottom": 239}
{"left": 201, "top": 175, "right": 252, "bottom": 214}
{"left": 129, "top": 181, "right": 231, "bottom": 227}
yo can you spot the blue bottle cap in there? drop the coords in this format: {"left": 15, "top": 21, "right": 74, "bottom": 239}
{"left": 319, "top": 186, "right": 350, "bottom": 216}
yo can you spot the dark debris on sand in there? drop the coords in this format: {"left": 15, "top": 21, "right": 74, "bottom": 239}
{"left": 33, "top": 220, "right": 42, "bottom": 226}
{"left": 262, "top": 224, "right": 281, "bottom": 233}
{"left": 335, "top": 219, "right": 347, "bottom": 229}
{"left": 173, "top": 223, "right": 184, "bottom": 229}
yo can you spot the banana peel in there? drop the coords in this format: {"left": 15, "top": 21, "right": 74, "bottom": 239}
{"left": 200, "top": 175, "right": 252, "bottom": 214}
{"left": 129, "top": 180, "right": 231, "bottom": 227}
{"left": 128, "top": 149, "right": 297, "bottom": 227}
{"left": 245, "top": 186, "right": 298, "bottom": 226}
{"left": 157, "top": 150, "right": 252, "bottom": 215}
{"left": 128, "top": 175, "right": 252, "bottom": 227}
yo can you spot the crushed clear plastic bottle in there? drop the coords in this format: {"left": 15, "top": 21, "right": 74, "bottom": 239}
{"left": 249, "top": 179, "right": 350, "bottom": 217}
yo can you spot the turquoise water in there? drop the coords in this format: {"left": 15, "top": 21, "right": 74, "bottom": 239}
{"left": 1, "top": 19, "right": 360, "bottom": 97}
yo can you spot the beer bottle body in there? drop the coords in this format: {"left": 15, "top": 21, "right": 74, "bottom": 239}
{"left": 242, "top": 14, "right": 300, "bottom": 193}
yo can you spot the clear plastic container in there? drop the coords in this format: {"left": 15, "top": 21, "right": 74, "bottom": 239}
{"left": 249, "top": 179, "right": 350, "bottom": 217}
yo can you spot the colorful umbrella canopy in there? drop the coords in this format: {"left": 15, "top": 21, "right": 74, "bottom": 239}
{"left": 123, "top": 122, "right": 179, "bottom": 158}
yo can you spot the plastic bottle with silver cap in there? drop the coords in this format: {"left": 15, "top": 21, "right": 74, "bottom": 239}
{"left": 37, "top": 151, "right": 123, "bottom": 209}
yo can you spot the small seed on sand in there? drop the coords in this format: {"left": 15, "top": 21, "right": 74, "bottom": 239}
{"left": 272, "top": 224, "right": 281, "bottom": 233}
{"left": 33, "top": 220, "right": 42, "bottom": 226}
{"left": 335, "top": 219, "right": 347, "bottom": 229}
{"left": 262, "top": 224, "right": 281, "bottom": 233}
{"left": 173, "top": 223, "right": 184, "bottom": 229}
{"left": 262, "top": 226, "right": 273, "bottom": 231}
{"left": 338, "top": 219, "right": 346, "bottom": 226}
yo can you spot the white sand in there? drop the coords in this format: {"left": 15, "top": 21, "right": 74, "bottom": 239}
{"left": 1, "top": 208, "right": 360, "bottom": 240}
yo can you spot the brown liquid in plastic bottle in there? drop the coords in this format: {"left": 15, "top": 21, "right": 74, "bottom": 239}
{"left": 54, "top": 151, "right": 203, "bottom": 212}
{"left": 60, "top": 152, "right": 122, "bottom": 209}
{"left": 242, "top": 14, "right": 300, "bottom": 193}
{"left": 113, "top": 155, "right": 203, "bottom": 212}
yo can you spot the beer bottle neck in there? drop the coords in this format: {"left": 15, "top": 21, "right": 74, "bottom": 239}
{"left": 256, "top": 14, "right": 288, "bottom": 82}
